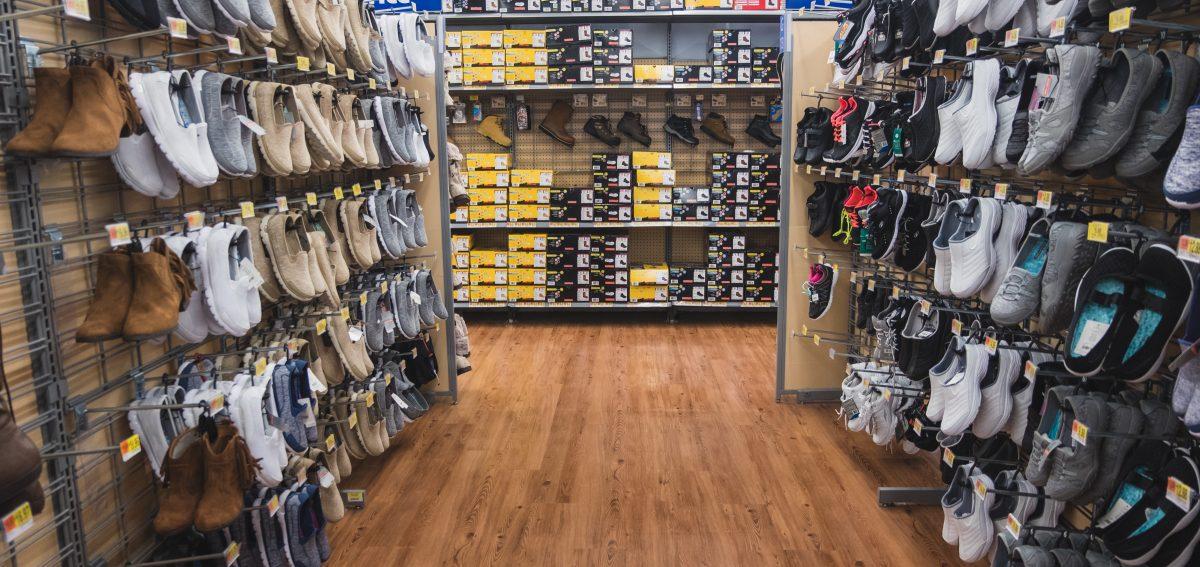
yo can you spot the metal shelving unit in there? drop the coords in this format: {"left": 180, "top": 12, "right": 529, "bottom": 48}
{"left": 451, "top": 221, "right": 779, "bottom": 228}
{"left": 444, "top": 9, "right": 784, "bottom": 23}
{"left": 450, "top": 82, "right": 781, "bottom": 92}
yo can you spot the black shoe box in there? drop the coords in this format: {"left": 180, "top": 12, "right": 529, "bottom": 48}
{"left": 709, "top": 204, "right": 749, "bottom": 222}
{"left": 592, "top": 28, "right": 634, "bottom": 47}
{"left": 711, "top": 152, "right": 779, "bottom": 171}
{"left": 600, "top": 253, "right": 629, "bottom": 269}
{"left": 672, "top": 186, "right": 711, "bottom": 204}
{"left": 592, "top": 65, "right": 633, "bottom": 84}
{"left": 548, "top": 285, "right": 589, "bottom": 302}
{"left": 453, "top": 0, "right": 500, "bottom": 11}
{"left": 508, "top": 0, "right": 559, "bottom": 11}
{"left": 550, "top": 204, "right": 595, "bottom": 222}
{"left": 547, "top": 25, "right": 593, "bottom": 46}
{"left": 589, "top": 285, "right": 629, "bottom": 303}
{"left": 713, "top": 170, "right": 778, "bottom": 188}
{"left": 712, "top": 65, "right": 751, "bottom": 84}
{"left": 707, "top": 251, "right": 744, "bottom": 269}
{"left": 711, "top": 47, "right": 752, "bottom": 66}
{"left": 549, "top": 268, "right": 592, "bottom": 286}
{"left": 592, "top": 153, "right": 632, "bottom": 171}
{"left": 548, "top": 46, "right": 593, "bottom": 65}
{"left": 751, "top": 65, "right": 780, "bottom": 84}
{"left": 593, "top": 204, "right": 632, "bottom": 222}
{"left": 710, "top": 29, "right": 752, "bottom": 49}
{"left": 751, "top": 47, "right": 779, "bottom": 67}
{"left": 707, "top": 267, "right": 744, "bottom": 284}
{"left": 600, "top": 234, "right": 629, "bottom": 252}
{"left": 673, "top": 65, "right": 713, "bottom": 84}
{"left": 670, "top": 265, "right": 707, "bottom": 285}
{"left": 551, "top": 187, "right": 590, "bottom": 205}
{"left": 744, "top": 250, "right": 778, "bottom": 269}
{"left": 547, "top": 253, "right": 590, "bottom": 270}
{"left": 548, "top": 234, "right": 592, "bottom": 252}
{"left": 750, "top": 170, "right": 781, "bottom": 188}
{"left": 706, "top": 283, "right": 745, "bottom": 302}
{"left": 598, "top": 0, "right": 636, "bottom": 11}
{"left": 672, "top": 204, "right": 710, "bottom": 222}
{"left": 591, "top": 268, "right": 629, "bottom": 285}
{"left": 745, "top": 284, "right": 775, "bottom": 303}
{"left": 593, "top": 170, "right": 633, "bottom": 188}
{"left": 648, "top": 0, "right": 682, "bottom": 8}
{"left": 592, "top": 47, "right": 633, "bottom": 65}
{"left": 747, "top": 204, "right": 777, "bottom": 222}
{"left": 670, "top": 283, "right": 707, "bottom": 301}
{"left": 712, "top": 187, "right": 750, "bottom": 204}
{"left": 745, "top": 267, "right": 777, "bottom": 286}
{"left": 593, "top": 187, "right": 632, "bottom": 204}
{"left": 548, "top": 64, "right": 594, "bottom": 84}
{"left": 707, "top": 232, "right": 746, "bottom": 251}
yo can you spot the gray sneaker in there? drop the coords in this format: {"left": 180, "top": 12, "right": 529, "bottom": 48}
{"left": 1013, "top": 545, "right": 1055, "bottom": 567}
{"left": 245, "top": 0, "right": 275, "bottom": 31}
{"left": 1116, "top": 50, "right": 1200, "bottom": 179}
{"left": 1072, "top": 400, "right": 1143, "bottom": 506}
{"left": 370, "top": 190, "right": 404, "bottom": 257}
{"left": 395, "top": 275, "right": 421, "bottom": 338}
{"left": 988, "top": 215, "right": 1050, "bottom": 326}
{"left": 1038, "top": 222, "right": 1097, "bottom": 334}
{"left": 415, "top": 269, "right": 436, "bottom": 325}
{"left": 234, "top": 79, "right": 257, "bottom": 177}
{"left": 410, "top": 193, "right": 428, "bottom": 247}
{"left": 364, "top": 290, "right": 385, "bottom": 352}
{"left": 1044, "top": 394, "right": 1108, "bottom": 501}
{"left": 393, "top": 188, "right": 417, "bottom": 248}
{"left": 1025, "top": 385, "right": 1072, "bottom": 486}
{"left": 172, "top": 0, "right": 216, "bottom": 33}
{"left": 373, "top": 96, "right": 406, "bottom": 163}
{"left": 197, "top": 72, "right": 248, "bottom": 177}
{"left": 1018, "top": 44, "right": 1102, "bottom": 176}
{"left": 1164, "top": 105, "right": 1200, "bottom": 209}
{"left": 1060, "top": 48, "right": 1162, "bottom": 170}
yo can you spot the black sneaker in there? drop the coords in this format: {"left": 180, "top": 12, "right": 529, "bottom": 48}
{"left": 664, "top": 115, "right": 699, "bottom": 146}
{"left": 870, "top": 0, "right": 897, "bottom": 62}
{"left": 824, "top": 97, "right": 873, "bottom": 163}
{"left": 919, "top": 189, "right": 950, "bottom": 268}
{"left": 835, "top": 0, "right": 877, "bottom": 68}
{"left": 914, "top": 0, "right": 938, "bottom": 50}
{"left": 1110, "top": 243, "right": 1194, "bottom": 381}
{"left": 900, "top": 304, "right": 950, "bottom": 380}
{"left": 793, "top": 107, "right": 819, "bottom": 164}
{"left": 893, "top": 192, "right": 932, "bottom": 271}
{"left": 746, "top": 114, "right": 781, "bottom": 147}
{"left": 1101, "top": 448, "right": 1199, "bottom": 565}
{"left": 806, "top": 182, "right": 838, "bottom": 236}
{"left": 854, "top": 278, "right": 876, "bottom": 329}
{"left": 583, "top": 115, "right": 621, "bottom": 146}
{"left": 803, "top": 107, "right": 834, "bottom": 164}
{"left": 902, "top": 75, "right": 944, "bottom": 169}
{"left": 618, "top": 111, "right": 652, "bottom": 147}
{"left": 867, "top": 188, "right": 908, "bottom": 260}
{"left": 1005, "top": 59, "right": 1044, "bottom": 164}
{"left": 805, "top": 263, "right": 837, "bottom": 319}
{"left": 899, "top": 0, "right": 921, "bottom": 53}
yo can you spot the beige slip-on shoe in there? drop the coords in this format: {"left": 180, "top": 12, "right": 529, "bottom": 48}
{"left": 319, "top": 200, "right": 353, "bottom": 282}
{"left": 260, "top": 211, "right": 318, "bottom": 301}
{"left": 310, "top": 324, "right": 347, "bottom": 386}
{"left": 339, "top": 198, "right": 377, "bottom": 270}
{"left": 312, "top": 83, "right": 345, "bottom": 166}
{"left": 284, "top": 0, "right": 321, "bottom": 49}
{"left": 289, "top": 83, "right": 339, "bottom": 166}
{"left": 336, "top": 93, "right": 367, "bottom": 167}
{"left": 250, "top": 82, "right": 292, "bottom": 176}
{"left": 302, "top": 213, "right": 340, "bottom": 309}
{"left": 240, "top": 215, "right": 284, "bottom": 303}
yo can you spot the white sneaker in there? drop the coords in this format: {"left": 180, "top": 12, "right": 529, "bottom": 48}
{"left": 131, "top": 71, "right": 220, "bottom": 188}
{"left": 928, "top": 337, "right": 966, "bottom": 422}
{"left": 862, "top": 389, "right": 898, "bottom": 445}
{"left": 948, "top": 198, "right": 1001, "bottom": 298}
{"left": 956, "top": 0, "right": 988, "bottom": 29}
{"left": 841, "top": 369, "right": 871, "bottom": 431}
{"left": 1037, "top": 0, "right": 1080, "bottom": 37}
{"left": 967, "top": 8, "right": 989, "bottom": 34}
{"left": 1014, "top": 0, "right": 1038, "bottom": 36}
{"left": 981, "top": 202, "right": 1029, "bottom": 301}
{"left": 400, "top": 13, "right": 435, "bottom": 77}
{"left": 942, "top": 464, "right": 971, "bottom": 544}
{"left": 986, "top": 0, "right": 1026, "bottom": 30}
{"left": 971, "top": 343, "right": 1020, "bottom": 438}
{"left": 956, "top": 470, "right": 996, "bottom": 562}
{"left": 939, "top": 342, "right": 988, "bottom": 436}
{"left": 112, "top": 124, "right": 180, "bottom": 198}
{"left": 933, "top": 0, "right": 960, "bottom": 36}
{"left": 379, "top": 14, "right": 411, "bottom": 79}
{"left": 933, "top": 199, "right": 969, "bottom": 296}
{"left": 960, "top": 59, "right": 1001, "bottom": 170}
{"left": 935, "top": 79, "right": 972, "bottom": 165}
{"left": 1005, "top": 372, "right": 1035, "bottom": 445}
{"left": 202, "top": 224, "right": 263, "bottom": 336}
{"left": 232, "top": 371, "right": 287, "bottom": 486}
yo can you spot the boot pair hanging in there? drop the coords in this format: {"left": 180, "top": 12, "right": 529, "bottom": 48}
{"left": 153, "top": 423, "right": 261, "bottom": 535}
{"left": 7, "top": 55, "right": 133, "bottom": 158}
{"left": 76, "top": 238, "right": 196, "bottom": 343}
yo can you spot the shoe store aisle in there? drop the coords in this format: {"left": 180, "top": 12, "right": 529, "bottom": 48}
{"left": 326, "top": 318, "right": 961, "bottom": 565}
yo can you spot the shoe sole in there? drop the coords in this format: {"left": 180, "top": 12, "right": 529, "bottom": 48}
{"left": 663, "top": 124, "right": 698, "bottom": 145}
{"left": 538, "top": 124, "right": 575, "bottom": 147}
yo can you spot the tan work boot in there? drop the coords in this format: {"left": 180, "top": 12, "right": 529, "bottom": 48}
{"left": 538, "top": 99, "right": 576, "bottom": 147}
{"left": 700, "top": 112, "right": 736, "bottom": 145}
{"left": 475, "top": 115, "right": 511, "bottom": 147}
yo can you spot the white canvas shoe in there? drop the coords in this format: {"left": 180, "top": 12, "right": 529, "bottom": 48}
{"left": 379, "top": 14, "right": 412, "bottom": 79}
{"left": 981, "top": 202, "right": 1029, "bottom": 301}
{"left": 131, "top": 70, "right": 220, "bottom": 188}
{"left": 939, "top": 342, "right": 988, "bottom": 436}
{"left": 960, "top": 58, "right": 1001, "bottom": 170}
{"left": 203, "top": 224, "right": 263, "bottom": 336}
{"left": 948, "top": 198, "right": 1001, "bottom": 298}
{"left": 401, "top": 13, "right": 435, "bottom": 77}
{"left": 935, "top": 79, "right": 972, "bottom": 165}
{"left": 1037, "top": 0, "right": 1080, "bottom": 37}
{"left": 971, "top": 344, "right": 1021, "bottom": 438}
{"left": 112, "top": 130, "right": 181, "bottom": 198}
{"left": 956, "top": 470, "right": 996, "bottom": 562}
{"left": 928, "top": 337, "right": 967, "bottom": 422}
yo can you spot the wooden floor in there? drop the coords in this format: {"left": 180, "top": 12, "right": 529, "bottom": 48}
{"left": 326, "top": 318, "right": 964, "bottom": 566}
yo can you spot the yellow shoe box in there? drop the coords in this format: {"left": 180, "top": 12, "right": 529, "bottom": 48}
{"left": 468, "top": 170, "right": 510, "bottom": 187}
{"left": 631, "top": 264, "right": 670, "bottom": 285}
{"left": 685, "top": 0, "right": 730, "bottom": 7}
{"left": 636, "top": 169, "right": 676, "bottom": 186}
{"left": 462, "top": 48, "right": 506, "bottom": 67}
{"left": 469, "top": 205, "right": 508, "bottom": 223}
{"left": 508, "top": 204, "right": 551, "bottom": 221}
{"left": 634, "top": 187, "right": 673, "bottom": 203}
{"left": 452, "top": 269, "right": 469, "bottom": 288}
{"left": 510, "top": 169, "right": 554, "bottom": 187}
{"left": 507, "top": 285, "right": 546, "bottom": 302}
{"left": 630, "top": 285, "right": 669, "bottom": 302}
{"left": 453, "top": 252, "right": 470, "bottom": 269}
{"left": 509, "top": 187, "right": 551, "bottom": 204}
{"left": 508, "top": 250, "right": 547, "bottom": 268}
{"left": 450, "top": 207, "right": 468, "bottom": 223}
{"left": 508, "top": 268, "right": 547, "bottom": 285}
{"left": 459, "top": 30, "right": 504, "bottom": 48}
{"left": 470, "top": 267, "right": 508, "bottom": 285}
{"left": 470, "top": 285, "right": 509, "bottom": 303}
{"left": 469, "top": 187, "right": 508, "bottom": 205}
{"left": 509, "top": 233, "right": 548, "bottom": 251}
{"left": 634, "top": 203, "right": 672, "bottom": 221}
{"left": 632, "top": 151, "right": 672, "bottom": 169}
{"left": 505, "top": 48, "right": 549, "bottom": 66}
{"left": 462, "top": 66, "right": 506, "bottom": 85}
{"left": 465, "top": 152, "right": 510, "bottom": 170}
{"left": 634, "top": 64, "right": 674, "bottom": 83}
{"left": 470, "top": 250, "right": 508, "bottom": 268}
{"left": 452, "top": 234, "right": 474, "bottom": 253}
{"left": 454, "top": 285, "right": 469, "bottom": 303}
{"left": 505, "top": 66, "right": 549, "bottom": 85}
{"left": 504, "top": 29, "right": 546, "bottom": 48}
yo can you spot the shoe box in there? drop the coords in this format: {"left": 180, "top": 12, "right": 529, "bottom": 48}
{"left": 469, "top": 187, "right": 507, "bottom": 205}
{"left": 711, "top": 65, "right": 752, "bottom": 84}
{"left": 709, "top": 152, "right": 780, "bottom": 221}
{"left": 751, "top": 64, "right": 780, "bottom": 84}
{"left": 509, "top": 204, "right": 551, "bottom": 221}
{"left": 632, "top": 151, "right": 671, "bottom": 169}
{"left": 669, "top": 265, "right": 707, "bottom": 301}
{"left": 593, "top": 153, "right": 632, "bottom": 171}
{"left": 511, "top": 169, "right": 553, "bottom": 188}
{"left": 509, "top": 187, "right": 552, "bottom": 204}
{"left": 470, "top": 285, "right": 509, "bottom": 302}
{"left": 505, "top": 66, "right": 549, "bottom": 85}
{"left": 503, "top": 29, "right": 547, "bottom": 48}
{"left": 469, "top": 205, "right": 508, "bottom": 222}
{"left": 547, "top": 25, "right": 592, "bottom": 46}
{"left": 509, "top": 233, "right": 548, "bottom": 251}
{"left": 549, "top": 64, "right": 594, "bottom": 84}
{"left": 593, "top": 203, "right": 633, "bottom": 222}
{"left": 508, "top": 285, "right": 547, "bottom": 302}
{"left": 464, "top": 152, "right": 510, "bottom": 171}
{"left": 450, "top": 0, "right": 501, "bottom": 12}
{"left": 593, "top": 28, "right": 634, "bottom": 47}
{"left": 593, "top": 170, "right": 633, "bottom": 188}
{"left": 674, "top": 65, "right": 714, "bottom": 84}
{"left": 712, "top": 151, "right": 778, "bottom": 171}
{"left": 452, "top": 234, "right": 474, "bottom": 253}
{"left": 547, "top": 45, "right": 593, "bottom": 65}
{"left": 712, "top": 46, "right": 753, "bottom": 66}
{"left": 633, "top": 64, "right": 674, "bottom": 84}
{"left": 594, "top": 47, "right": 633, "bottom": 65}
{"left": 593, "top": 65, "right": 634, "bottom": 84}
{"left": 710, "top": 29, "right": 752, "bottom": 49}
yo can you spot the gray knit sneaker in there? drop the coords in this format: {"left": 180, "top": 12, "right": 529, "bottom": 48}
{"left": 1018, "top": 44, "right": 1102, "bottom": 175}
{"left": 1044, "top": 394, "right": 1108, "bottom": 500}
{"left": 1164, "top": 105, "right": 1200, "bottom": 209}
{"left": 1060, "top": 48, "right": 1162, "bottom": 170}
{"left": 1026, "top": 385, "right": 1073, "bottom": 486}
{"left": 991, "top": 218, "right": 1051, "bottom": 326}
{"left": 1038, "top": 222, "right": 1097, "bottom": 334}
{"left": 1117, "top": 50, "right": 1200, "bottom": 179}
{"left": 197, "top": 71, "right": 249, "bottom": 177}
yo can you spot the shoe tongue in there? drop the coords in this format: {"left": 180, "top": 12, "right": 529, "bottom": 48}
{"left": 235, "top": 257, "right": 264, "bottom": 289}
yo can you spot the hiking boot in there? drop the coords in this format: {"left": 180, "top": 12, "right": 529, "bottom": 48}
{"left": 583, "top": 115, "right": 620, "bottom": 146}
{"left": 746, "top": 114, "right": 781, "bottom": 147}
{"left": 699, "top": 112, "right": 735, "bottom": 145}
{"left": 475, "top": 115, "right": 511, "bottom": 147}
{"left": 664, "top": 114, "right": 698, "bottom": 145}
{"left": 618, "top": 111, "right": 651, "bottom": 146}
{"left": 538, "top": 99, "right": 575, "bottom": 147}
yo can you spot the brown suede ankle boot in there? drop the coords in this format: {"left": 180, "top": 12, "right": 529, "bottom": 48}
{"left": 76, "top": 249, "right": 133, "bottom": 343}
{"left": 122, "top": 238, "right": 191, "bottom": 341}
{"left": 48, "top": 56, "right": 126, "bottom": 157}
{"left": 0, "top": 402, "right": 44, "bottom": 517}
{"left": 194, "top": 424, "right": 258, "bottom": 532}
{"left": 153, "top": 429, "right": 204, "bottom": 536}
{"left": 6, "top": 67, "right": 72, "bottom": 157}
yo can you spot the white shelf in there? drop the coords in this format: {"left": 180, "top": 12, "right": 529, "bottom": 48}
{"left": 443, "top": 9, "right": 785, "bottom": 24}
{"left": 450, "top": 221, "right": 779, "bottom": 229}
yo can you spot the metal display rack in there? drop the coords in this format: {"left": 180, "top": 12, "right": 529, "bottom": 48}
{"left": 0, "top": 6, "right": 459, "bottom": 565}
{"left": 447, "top": 10, "right": 785, "bottom": 312}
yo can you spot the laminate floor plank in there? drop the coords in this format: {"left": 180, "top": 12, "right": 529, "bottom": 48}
{"left": 327, "top": 319, "right": 963, "bottom": 566}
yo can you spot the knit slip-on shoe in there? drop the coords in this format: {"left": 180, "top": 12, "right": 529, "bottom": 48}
{"left": 289, "top": 83, "right": 339, "bottom": 164}
{"left": 317, "top": 202, "right": 352, "bottom": 283}
{"left": 1073, "top": 400, "right": 1144, "bottom": 507}
{"left": 171, "top": 0, "right": 216, "bottom": 33}
{"left": 419, "top": 269, "right": 449, "bottom": 320}
{"left": 305, "top": 227, "right": 340, "bottom": 309}
{"left": 339, "top": 198, "right": 376, "bottom": 270}
{"left": 368, "top": 189, "right": 404, "bottom": 258}
{"left": 248, "top": 81, "right": 292, "bottom": 176}
{"left": 131, "top": 71, "right": 219, "bottom": 187}
{"left": 395, "top": 276, "right": 421, "bottom": 338}
{"left": 1061, "top": 48, "right": 1163, "bottom": 171}
{"left": 342, "top": 0, "right": 373, "bottom": 73}
{"left": 1042, "top": 394, "right": 1108, "bottom": 501}
{"left": 260, "top": 212, "right": 318, "bottom": 302}
{"left": 310, "top": 325, "right": 346, "bottom": 386}
{"left": 980, "top": 202, "right": 1029, "bottom": 302}
{"left": 393, "top": 188, "right": 417, "bottom": 249}
{"left": 241, "top": 216, "right": 282, "bottom": 304}
{"left": 311, "top": 82, "right": 345, "bottom": 165}
{"left": 990, "top": 217, "right": 1051, "bottom": 325}
{"left": 378, "top": 14, "right": 411, "bottom": 79}
{"left": 201, "top": 224, "right": 260, "bottom": 336}
{"left": 336, "top": 93, "right": 367, "bottom": 167}
{"left": 112, "top": 130, "right": 181, "bottom": 199}
{"left": 1039, "top": 221, "right": 1098, "bottom": 334}
{"left": 411, "top": 193, "right": 428, "bottom": 247}
{"left": 1024, "top": 385, "right": 1074, "bottom": 486}
{"left": 393, "top": 98, "right": 420, "bottom": 164}
{"left": 1120, "top": 50, "right": 1200, "bottom": 179}
{"left": 401, "top": 13, "right": 435, "bottom": 76}
{"left": 196, "top": 71, "right": 249, "bottom": 177}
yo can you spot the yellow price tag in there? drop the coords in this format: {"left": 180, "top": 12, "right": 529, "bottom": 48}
{"left": 240, "top": 201, "right": 255, "bottom": 218}
{"left": 943, "top": 448, "right": 955, "bottom": 466}
{"left": 959, "top": 178, "right": 972, "bottom": 193}
{"left": 348, "top": 412, "right": 358, "bottom": 429}
{"left": 351, "top": 183, "right": 362, "bottom": 196}
{"left": 901, "top": 56, "right": 911, "bottom": 70}
{"left": 1178, "top": 235, "right": 1200, "bottom": 263}
{"left": 1168, "top": 476, "right": 1195, "bottom": 511}
{"left": 325, "top": 433, "right": 336, "bottom": 450}
{"left": 226, "top": 36, "right": 243, "bottom": 55}
{"left": 275, "top": 196, "right": 289, "bottom": 211}
{"left": 326, "top": 62, "right": 337, "bottom": 77}
{"left": 1071, "top": 419, "right": 1089, "bottom": 446}
{"left": 891, "top": 287, "right": 900, "bottom": 299}
{"left": 185, "top": 211, "right": 205, "bottom": 230}
{"left": 1006, "top": 513, "right": 1022, "bottom": 539}
{"left": 911, "top": 419, "right": 923, "bottom": 435}
{"left": 872, "top": 174, "right": 881, "bottom": 185}
{"left": 1036, "top": 190, "right": 1053, "bottom": 209}
{"left": 1087, "top": 221, "right": 1109, "bottom": 243}
{"left": 345, "top": 489, "right": 365, "bottom": 503}
{"left": 952, "top": 319, "right": 963, "bottom": 335}
{"left": 933, "top": 49, "right": 945, "bottom": 64}
{"left": 373, "top": 179, "right": 382, "bottom": 191}
{"left": 224, "top": 542, "right": 240, "bottom": 566}
{"left": 3, "top": 502, "right": 33, "bottom": 543}
{"left": 812, "top": 334, "right": 821, "bottom": 346}
{"left": 267, "top": 494, "right": 280, "bottom": 516}
{"left": 985, "top": 336, "right": 998, "bottom": 354}
{"left": 805, "top": 165, "right": 813, "bottom": 175}
{"left": 315, "top": 318, "right": 328, "bottom": 335}
{"left": 1025, "top": 360, "right": 1038, "bottom": 380}
{"left": 973, "top": 478, "right": 988, "bottom": 499}
{"left": 120, "top": 434, "right": 142, "bottom": 462}
{"left": 359, "top": 292, "right": 368, "bottom": 307}
{"left": 167, "top": 16, "right": 189, "bottom": 38}
{"left": 1109, "top": 7, "right": 1133, "bottom": 31}
{"left": 927, "top": 172, "right": 938, "bottom": 187}
{"left": 851, "top": 170, "right": 860, "bottom": 180}
{"left": 369, "top": 78, "right": 377, "bottom": 89}
{"left": 347, "top": 68, "right": 355, "bottom": 81}
{"left": 366, "top": 391, "right": 375, "bottom": 407}
{"left": 834, "top": 167, "right": 843, "bottom": 178}
{"left": 1050, "top": 16, "right": 1067, "bottom": 38}
{"left": 296, "top": 56, "right": 311, "bottom": 71}
{"left": 305, "top": 192, "right": 318, "bottom": 206}
{"left": 254, "top": 358, "right": 267, "bottom": 376}
{"left": 340, "top": 307, "right": 350, "bottom": 320}
{"left": 994, "top": 183, "right": 1009, "bottom": 200}
{"left": 385, "top": 372, "right": 393, "bottom": 385}
{"left": 209, "top": 394, "right": 224, "bottom": 412}
{"left": 106, "top": 222, "right": 132, "bottom": 247}
{"left": 897, "top": 170, "right": 906, "bottom": 182}
{"left": 380, "top": 281, "right": 388, "bottom": 293}
{"left": 819, "top": 165, "right": 827, "bottom": 176}
{"left": 965, "top": 37, "right": 979, "bottom": 56}
{"left": 333, "top": 186, "right": 344, "bottom": 200}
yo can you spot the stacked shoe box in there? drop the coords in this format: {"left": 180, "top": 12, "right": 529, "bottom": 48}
{"left": 672, "top": 186, "right": 712, "bottom": 221}
{"left": 508, "top": 169, "right": 553, "bottom": 221}
{"left": 632, "top": 151, "right": 674, "bottom": 221}
{"left": 545, "top": 233, "right": 631, "bottom": 302}
{"left": 589, "top": 234, "right": 630, "bottom": 302}
{"left": 710, "top": 152, "right": 779, "bottom": 222}
{"left": 592, "top": 153, "right": 634, "bottom": 222}
{"left": 457, "top": 153, "right": 510, "bottom": 223}
{"left": 669, "top": 264, "right": 707, "bottom": 301}
{"left": 672, "top": 30, "right": 779, "bottom": 85}
{"left": 705, "top": 230, "right": 777, "bottom": 302}
{"left": 468, "top": 246, "right": 510, "bottom": 302}
{"left": 508, "top": 233, "right": 548, "bottom": 302}
{"left": 547, "top": 26, "right": 635, "bottom": 85}
{"left": 503, "top": 29, "right": 549, "bottom": 85}
{"left": 508, "top": 0, "right": 680, "bottom": 11}
{"left": 447, "top": 0, "right": 502, "bottom": 13}
{"left": 630, "top": 263, "right": 669, "bottom": 302}
{"left": 448, "top": 30, "right": 507, "bottom": 86}
{"left": 452, "top": 234, "right": 473, "bottom": 303}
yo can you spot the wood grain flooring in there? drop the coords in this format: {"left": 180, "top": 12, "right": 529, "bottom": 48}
{"left": 326, "top": 318, "right": 964, "bottom": 566}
